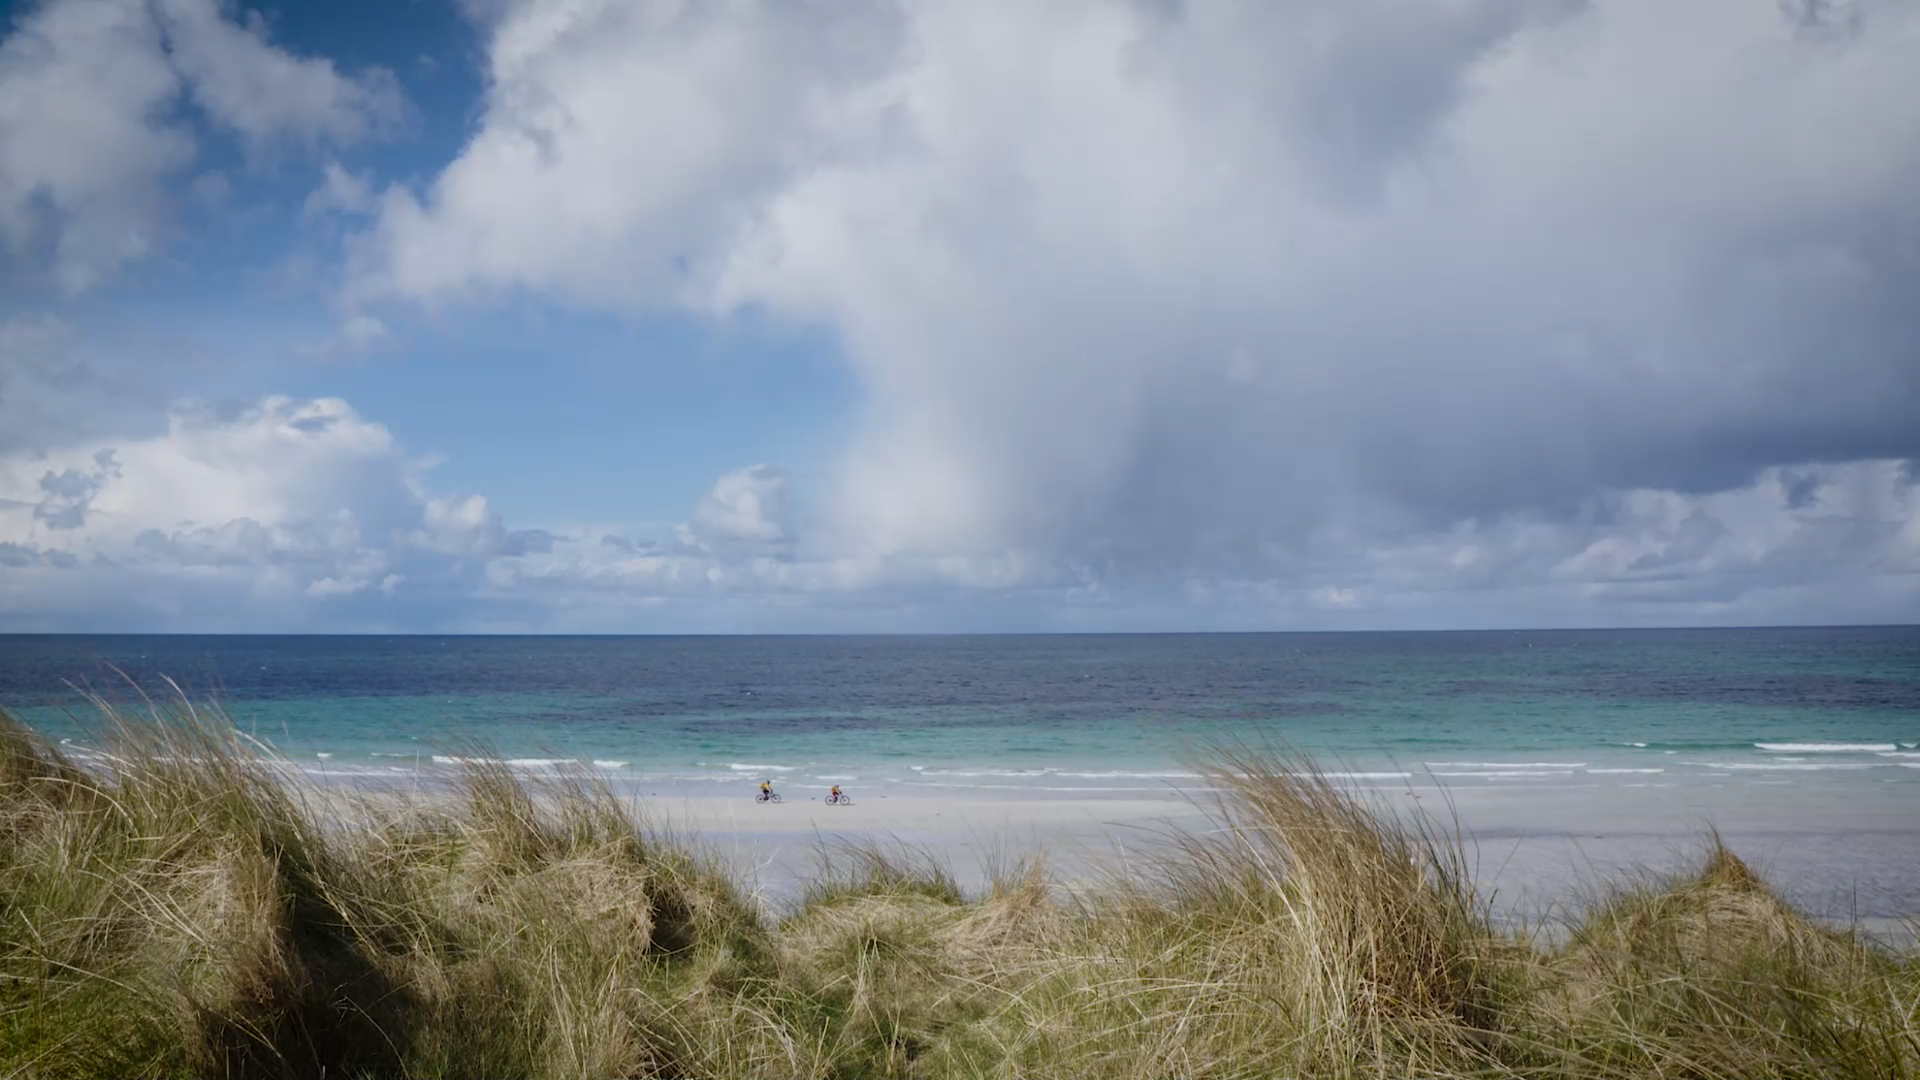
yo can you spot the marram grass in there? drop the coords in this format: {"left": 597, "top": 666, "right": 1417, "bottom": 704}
{"left": 1, "top": 698, "right": 1916, "bottom": 1079}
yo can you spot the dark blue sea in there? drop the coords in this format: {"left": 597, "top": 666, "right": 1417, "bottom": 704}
{"left": 1, "top": 628, "right": 1916, "bottom": 798}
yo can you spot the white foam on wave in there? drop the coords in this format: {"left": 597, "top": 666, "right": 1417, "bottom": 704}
{"left": 1304, "top": 771, "right": 1412, "bottom": 781}
{"left": 1624, "top": 742, "right": 1649, "bottom": 748}
{"left": 1587, "top": 768, "right": 1665, "bottom": 774}
{"left": 299, "top": 765, "right": 413, "bottom": 779}
{"left": 1056, "top": 770, "right": 1202, "bottom": 779}
{"left": 1754, "top": 742, "right": 1896, "bottom": 753}
{"left": 1877, "top": 751, "right": 1920, "bottom": 758}
{"left": 725, "top": 763, "right": 797, "bottom": 772}
{"left": 1430, "top": 770, "right": 1575, "bottom": 778}
{"left": 387, "top": 757, "right": 618, "bottom": 772}
{"left": 316, "top": 752, "right": 333, "bottom": 759}
{"left": 1695, "top": 761, "right": 1876, "bottom": 771}
{"left": 1425, "top": 762, "right": 1587, "bottom": 769}
{"left": 901, "top": 765, "right": 1204, "bottom": 781}
{"left": 901, "top": 780, "right": 1178, "bottom": 793}
{"left": 921, "top": 768, "right": 1053, "bottom": 778}
{"left": 813, "top": 774, "right": 859, "bottom": 781}
{"left": 429, "top": 755, "right": 574, "bottom": 769}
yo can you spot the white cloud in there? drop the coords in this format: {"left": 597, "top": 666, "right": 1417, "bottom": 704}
{"left": 0, "top": 396, "right": 409, "bottom": 542}
{"left": 0, "top": 381, "right": 1088, "bottom": 628}
{"left": 0, "top": 385, "right": 1912, "bottom": 630}
{"left": 1365, "top": 461, "right": 1920, "bottom": 616}
{"left": 5, "top": 0, "right": 1915, "bottom": 629}
{"left": 0, "top": 0, "right": 188, "bottom": 293}
{"left": 338, "top": 313, "right": 389, "bottom": 346}
{"left": 306, "top": 573, "right": 374, "bottom": 598}
{"left": 354, "top": 0, "right": 1920, "bottom": 617}
{"left": 682, "top": 464, "right": 788, "bottom": 550}
{"left": 304, "top": 161, "right": 379, "bottom": 218}
{"left": 471, "top": 458, "right": 1920, "bottom": 630}
{"left": 0, "top": 396, "right": 420, "bottom": 624}
{"left": 412, "top": 493, "right": 503, "bottom": 557}
{"left": 0, "top": 0, "right": 402, "bottom": 292}
{"left": 349, "top": 0, "right": 901, "bottom": 308}
{"left": 152, "top": 0, "right": 403, "bottom": 149}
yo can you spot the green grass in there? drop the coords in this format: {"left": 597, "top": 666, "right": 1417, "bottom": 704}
{"left": 2, "top": 698, "right": 1915, "bottom": 1079}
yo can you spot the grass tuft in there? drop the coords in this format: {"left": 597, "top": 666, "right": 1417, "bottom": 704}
{"left": 2, "top": 699, "right": 1914, "bottom": 1079}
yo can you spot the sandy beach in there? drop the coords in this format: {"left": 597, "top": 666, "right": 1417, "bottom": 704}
{"left": 10, "top": 702, "right": 1918, "bottom": 1079}
{"left": 622, "top": 777, "right": 1920, "bottom": 940}
{"left": 624, "top": 788, "right": 1207, "bottom": 902}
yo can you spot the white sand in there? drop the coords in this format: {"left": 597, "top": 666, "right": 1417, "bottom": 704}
{"left": 635, "top": 790, "right": 1212, "bottom": 906}
{"left": 643, "top": 790, "right": 1207, "bottom": 838}
{"left": 624, "top": 780, "right": 1920, "bottom": 937}
{"left": 313, "top": 770, "right": 1919, "bottom": 941}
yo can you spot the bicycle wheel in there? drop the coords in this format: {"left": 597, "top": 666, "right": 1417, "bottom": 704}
{"left": 770, "top": 793, "right": 782, "bottom": 803}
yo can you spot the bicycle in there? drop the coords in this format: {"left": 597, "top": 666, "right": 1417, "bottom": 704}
{"left": 755, "top": 790, "right": 782, "bottom": 804}
{"left": 826, "top": 792, "right": 852, "bottom": 806}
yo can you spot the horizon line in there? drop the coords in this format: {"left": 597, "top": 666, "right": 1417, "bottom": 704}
{"left": 1, "top": 624, "right": 1916, "bottom": 639}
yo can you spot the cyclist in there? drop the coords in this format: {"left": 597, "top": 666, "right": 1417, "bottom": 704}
{"left": 829, "top": 784, "right": 843, "bottom": 803}
{"left": 758, "top": 779, "right": 773, "bottom": 801}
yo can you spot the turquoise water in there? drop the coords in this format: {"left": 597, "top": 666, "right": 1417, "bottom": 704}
{"left": 1, "top": 629, "right": 1916, "bottom": 797}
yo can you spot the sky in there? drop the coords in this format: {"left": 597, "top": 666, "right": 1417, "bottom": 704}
{"left": 0, "top": 0, "right": 1917, "bottom": 633}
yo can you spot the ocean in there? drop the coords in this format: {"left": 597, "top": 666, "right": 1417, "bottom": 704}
{"left": 1, "top": 628, "right": 1916, "bottom": 800}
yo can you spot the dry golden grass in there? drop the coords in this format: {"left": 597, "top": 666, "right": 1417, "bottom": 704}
{"left": 2, "top": 698, "right": 1915, "bottom": 1079}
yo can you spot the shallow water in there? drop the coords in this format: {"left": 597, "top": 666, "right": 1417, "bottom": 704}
{"left": 3, "top": 629, "right": 1916, "bottom": 799}
{"left": 7, "top": 629, "right": 1915, "bottom": 922}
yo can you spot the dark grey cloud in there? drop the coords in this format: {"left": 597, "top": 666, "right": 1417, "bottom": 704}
{"left": 0, "top": 317, "right": 170, "bottom": 456}
{"left": 136, "top": 521, "right": 276, "bottom": 567}
{"left": 0, "top": 541, "right": 40, "bottom": 567}
{"left": 31, "top": 449, "right": 119, "bottom": 530}
{"left": 500, "top": 528, "right": 557, "bottom": 557}
{"left": 1782, "top": 471, "right": 1823, "bottom": 511}
{"left": 599, "top": 534, "right": 659, "bottom": 554}
{"left": 1628, "top": 512, "right": 1731, "bottom": 574}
